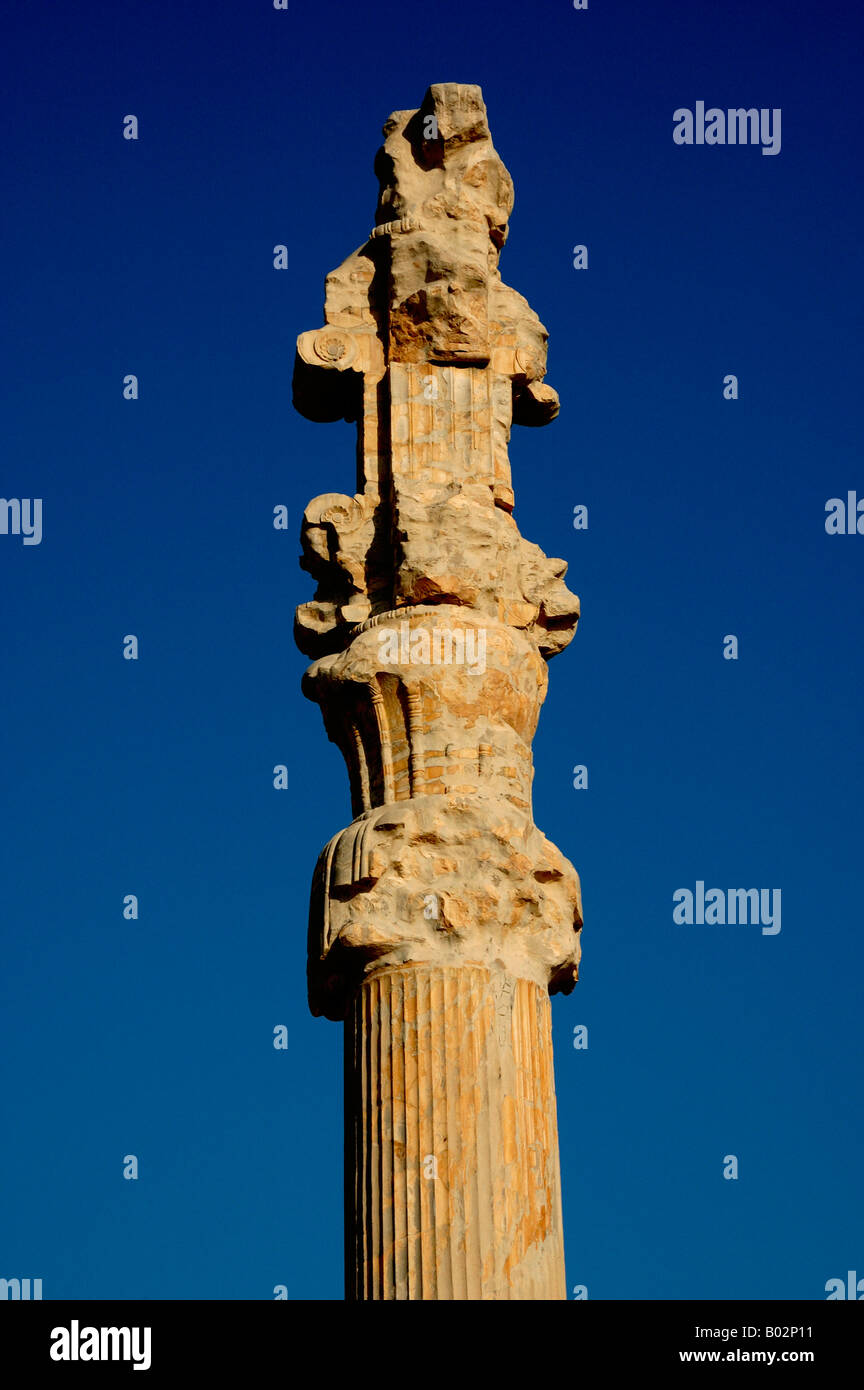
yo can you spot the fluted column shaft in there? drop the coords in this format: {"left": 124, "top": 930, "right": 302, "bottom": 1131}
{"left": 344, "top": 964, "right": 566, "bottom": 1300}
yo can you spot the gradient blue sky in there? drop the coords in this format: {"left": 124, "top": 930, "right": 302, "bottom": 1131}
{"left": 2, "top": 0, "right": 861, "bottom": 1300}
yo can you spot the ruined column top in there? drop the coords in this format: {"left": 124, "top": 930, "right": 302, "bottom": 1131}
{"left": 293, "top": 83, "right": 583, "bottom": 1019}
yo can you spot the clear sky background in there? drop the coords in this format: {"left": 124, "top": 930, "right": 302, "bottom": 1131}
{"left": 1, "top": 0, "right": 861, "bottom": 1301}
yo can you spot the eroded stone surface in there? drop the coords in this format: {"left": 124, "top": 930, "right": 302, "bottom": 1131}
{"left": 294, "top": 81, "right": 578, "bottom": 662}
{"left": 309, "top": 793, "right": 581, "bottom": 1021}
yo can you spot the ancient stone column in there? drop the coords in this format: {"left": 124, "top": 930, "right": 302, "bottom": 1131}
{"left": 293, "top": 83, "right": 582, "bottom": 1301}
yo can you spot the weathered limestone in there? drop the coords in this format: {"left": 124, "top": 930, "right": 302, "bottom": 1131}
{"left": 345, "top": 967, "right": 564, "bottom": 1300}
{"left": 294, "top": 83, "right": 582, "bottom": 1300}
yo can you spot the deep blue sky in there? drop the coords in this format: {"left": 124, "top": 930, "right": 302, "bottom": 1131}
{"left": 2, "top": 0, "right": 861, "bottom": 1300}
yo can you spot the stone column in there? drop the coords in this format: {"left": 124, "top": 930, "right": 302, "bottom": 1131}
{"left": 293, "top": 83, "right": 582, "bottom": 1301}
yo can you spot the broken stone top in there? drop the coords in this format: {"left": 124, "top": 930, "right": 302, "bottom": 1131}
{"left": 293, "top": 84, "right": 584, "bottom": 1020}
{"left": 293, "top": 82, "right": 579, "bottom": 666}
{"left": 374, "top": 83, "right": 515, "bottom": 251}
